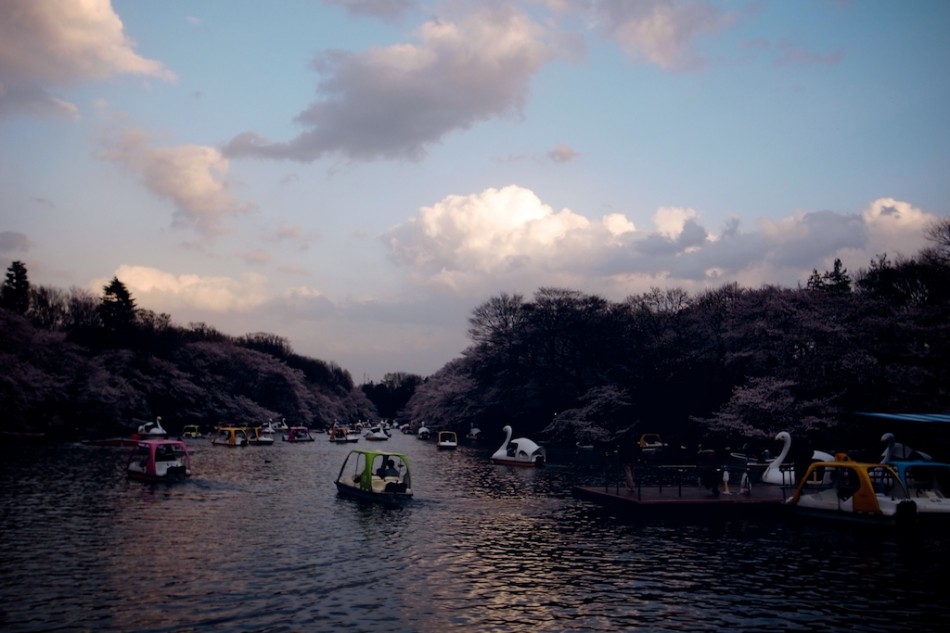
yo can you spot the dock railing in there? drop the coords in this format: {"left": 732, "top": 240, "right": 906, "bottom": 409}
{"left": 605, "top": 459, "right": 758, "bottom": 500}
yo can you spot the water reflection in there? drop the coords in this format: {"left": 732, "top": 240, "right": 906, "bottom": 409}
{"left": 1, "top": 435, "right": 948, "bottom": 632}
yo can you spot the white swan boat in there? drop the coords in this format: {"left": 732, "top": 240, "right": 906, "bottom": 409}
{"left": 760, "top": 431, "right": 834, "bottom": 486}
{"left": 491, "top": 425, "right": 545, "bottom": 467}
{"left": 364, "top": 425, "right": 391, "bottom": 441}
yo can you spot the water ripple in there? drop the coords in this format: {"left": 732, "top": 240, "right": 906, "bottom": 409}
{"left": 1, "top": 439, "right": 949, "bottom": 632}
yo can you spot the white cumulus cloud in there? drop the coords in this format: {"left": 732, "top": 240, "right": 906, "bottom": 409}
{"left": 224, "top": 6, "right": 559, "bottom": 162}
{"left": 0, "top": 0, "right": 174, "bottom": 117}
{"left": 99, "top": 128, "right": 254, "bottom": 236}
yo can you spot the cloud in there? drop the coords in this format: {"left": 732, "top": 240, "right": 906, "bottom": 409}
{"left": 383, "top": 184, "right": 631, "bottom": 291}
{"left": 0, "top": 0, "right": 174, "bottom": 117}
{"left": 548, "top": 144, "right": 580, "bottom": 163}
{"left": 325, "top": 0, "right": 416, "bottom": 22}
{"left": 773, "top": 41, "right": 844, "bottom": 67}
{"left": 384, "top": 185, "right": 940, "bottom": 297}
{"left": 0, "top": 231, "right": 33, "bottom": 254}
{"left": 99, "top": 128, "right": 254, "bottom": 236}
{"left": 588, "top": 0, "right": 737, "bottom": 71}
{"left": 99, "top": 265, "right": 270, "bottom": 313}
{"left": 224, "top": 6, "right": 558, "bottom": 162}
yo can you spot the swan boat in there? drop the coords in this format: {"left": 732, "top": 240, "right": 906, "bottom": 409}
{"left": 212, "top": 426, "right": 249, "bottom": 447}
{"left": 786, "top": 457, "right": 917, "bottom": 526}
{"left": 491, "top": 425, "right": 546, "bottom": 467}
{"left": 283, "top": 426, "right": 315, "bottom": 442}
{"left": 248, "top": 424, "right": 276, "bottom": 446}
{"left": 364, "top": 425, "right": 391, "bottom": 441}
{"left": 881, "top": 433, "right": 950, "bottom": 522}
{"left": 437, "top": 431, "right": 458, "bottom": 450}
{"left": 126, "top": 439, "right": 191, "bottom": 483}
{"left": 136, "top": 416, "right": 168, "bottom": 440}
{"left": 416, "top": 425, "right": 431, "bottom": 440}
{"left": 334, "top": 448, "right": 413, "bottom": 506}
{"left": 760, "top": 431, "right": 835, "bottom": 486}
{"left": 329, "top": 425, "right": 359, "bottom": 443}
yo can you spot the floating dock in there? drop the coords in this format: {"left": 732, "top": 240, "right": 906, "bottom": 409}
{"left": 573, "top": 462, "right": 793, "bottom": 518}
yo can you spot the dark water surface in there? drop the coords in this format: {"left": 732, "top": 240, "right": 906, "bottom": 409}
{"left": 1, "top": 433, "right": 948, "bottom": 632}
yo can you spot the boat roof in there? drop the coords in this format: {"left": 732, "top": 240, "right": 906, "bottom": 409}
{"left": 858, "top": 412, "right": 950, "bottom": 424}
{"left": 345, "top": 448, "right": 409, "bottom": 459}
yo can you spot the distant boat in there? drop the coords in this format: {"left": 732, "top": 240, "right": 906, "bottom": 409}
{"left": 137, "top": 416, "right": 168, "bottom": 440}
{"left": 437, "top": 431, "right": 458, "bottom": 450}
{"left": 212, "top": 426, "right": 249, "bottom": 447}
{"left": 416, "top": 425, "right": 431, "bottom": 440}
{"left": 181, "top": 425, "right": 203, "bottom": 439}
{"left": 126, "top": 439, "right": 191, "bottom": 483}
{"left": 364, "top": 425, "right": 391, "bottom": 441}
{"left": 248, "top": 423, "right": 276, "bottom": 446}
{"left": 283, "top": 426, "right": 315, "bottom": 443}
{"left": 329, "top": 425, "right": 359, "bottom": 443}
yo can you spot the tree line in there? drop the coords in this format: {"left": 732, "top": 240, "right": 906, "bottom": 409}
{"left": 401, "top": 219, "right": 950, "bottom": 455}
{"left": 2, "top": 218, "right": 948, "bottom": 449}
{"left": 0, "top": 268, "right": 375, "bottom": 438}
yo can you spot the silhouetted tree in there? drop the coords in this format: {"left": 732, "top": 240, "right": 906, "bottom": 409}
{"left": 806, "top": 258, "right": 851, "bottom": 294}
{"left": 98, "top": 276, "right": 137, "bottom": 335}
{"left": 1, "top": 260, "right": 30, "bottom": 315}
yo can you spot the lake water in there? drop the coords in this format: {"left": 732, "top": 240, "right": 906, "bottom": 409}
{"left": 1, "top": 432, "right": 948, "bottom": 632}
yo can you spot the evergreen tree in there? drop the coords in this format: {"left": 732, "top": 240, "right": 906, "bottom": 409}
{"left": 98, "top": 276, "right": 138, "bottom": 333}
{"left": 822, "top": 258, "right": 852, "bottom": 294}
{"left": 806, "top": 258, "right": 851, "bottom": 294}
{"left": 1, "top": 260, "right": 30, "bottom": 315}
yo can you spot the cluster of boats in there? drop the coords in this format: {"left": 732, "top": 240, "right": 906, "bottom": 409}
{"left": 115, "top": 411, "right": 950, "bottom": 527}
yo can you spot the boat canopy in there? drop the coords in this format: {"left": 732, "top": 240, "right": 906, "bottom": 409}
{"left": 858, "top": 412, "right": 950, "bottom": 424}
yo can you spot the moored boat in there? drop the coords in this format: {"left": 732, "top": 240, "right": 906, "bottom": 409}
{"left": 334, "top": 448, "right": 413, "bottom": 506}
{"left": 785, "top": 457, "right": 917, "bottom": 526}
{"left": 880, "top": 432, "right": 950, "bottom": 522}
{"left": 126, "top": 439, "right": 191, "bottom": 482}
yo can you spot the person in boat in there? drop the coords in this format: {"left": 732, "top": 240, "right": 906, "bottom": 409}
{"left": 377, "top": 459, "right": 400, "bottom": 479}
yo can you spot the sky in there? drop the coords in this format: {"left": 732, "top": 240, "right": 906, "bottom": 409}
{"left": 1, "top": 0, "right": 949, "bottom": 384}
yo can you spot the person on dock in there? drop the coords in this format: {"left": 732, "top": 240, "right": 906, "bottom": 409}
{"left": 619, "top": 434, "right": 641, "bottom": 491}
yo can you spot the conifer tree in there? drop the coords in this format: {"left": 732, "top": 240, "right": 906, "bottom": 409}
{"left": 97, "top": 276, "right": 138, "bottom": 333}
{"left": 1, "top": 260, "right": 30, "bottom": 315}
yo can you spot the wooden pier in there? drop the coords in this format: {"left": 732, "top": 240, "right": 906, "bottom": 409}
{"left": 573, "top": 463, "right": 792, "bottom": 518}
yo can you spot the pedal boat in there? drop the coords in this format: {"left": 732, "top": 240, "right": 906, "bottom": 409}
{"left": 212, "top": 426, "right": 249, "bottom": 447}
{"left": 282, "top": 426, "right": 315, "bottom": 442}
{"left": 334, "top": 449, "right": 413, "bottom": 506}
{"left": 126, "top": 439, "right": 191, "bottom": 483}
{"left": 786, "top": 457, "right": 917, "bottom": 526}
{"left": 437, "top": 430, "right": 458, "bottom": 450}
